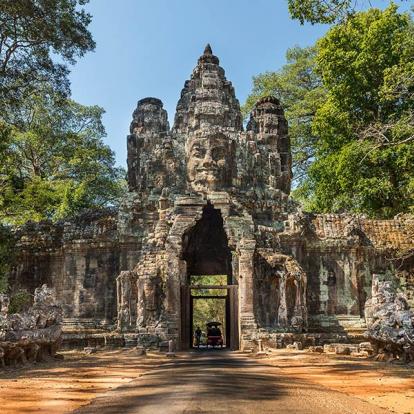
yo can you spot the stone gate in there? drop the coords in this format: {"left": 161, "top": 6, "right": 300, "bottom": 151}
{"left": 9, "top": 45, "right": 414, "bottom": 350}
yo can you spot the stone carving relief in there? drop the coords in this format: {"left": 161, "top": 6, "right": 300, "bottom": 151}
{"left": 137, "top": 276, "right": 163, "bottom": 328}
{"left": 116, "top": 271, "right": 138, "bottom": 331}
{"left": 186, "top": 131, "right": 234, "bottom": 193}
{"left": 255, "top": 250, "right": 307, "bottom": 332}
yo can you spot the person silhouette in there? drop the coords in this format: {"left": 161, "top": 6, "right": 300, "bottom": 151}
{"left": 194, "top": 326, "right": 202, "bottom": 348}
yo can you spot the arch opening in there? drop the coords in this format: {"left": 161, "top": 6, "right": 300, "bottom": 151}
{"left": 181, "top": 203, "right": 232, "bottom": 282}
{"left": 180, "top": 203, "right": 239, "bottom": 350}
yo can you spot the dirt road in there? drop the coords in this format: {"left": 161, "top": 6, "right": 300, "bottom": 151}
{"left": 73, "top": 351, "right": 392, "bottom": 414}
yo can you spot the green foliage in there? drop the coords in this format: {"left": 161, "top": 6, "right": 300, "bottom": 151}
{"left": 0, "top": 91, "right": 126, "bottom": 225}
{"left": 190, "top": 275, "right": 227, "bottom": 343}
{"left": 9, "top": 289, "right": 32, "bottom": 314}
{"left": 301, "top": 5, "right": 414, "bottom": 217}
{"left": 0, "top": 0, "right": 95, "bottom": 119}
{"left": 242, "top": 46, "right": 326, "bottom": 184}
{"left": 287, "top": 0, "right": 353, "bottom": 24}
{"left": 296, "top": 141, "right": 414, "bottom": 216}
{"left": 0, "top": 224, "right": 15, "bottom": 293}
{"left": 286, "top": 0, "right": 410, "bottom": 24}
{"left": 246, "top": 5, "right": 414, "bottom": 218}
{"left": 193, "top": 298, "right": 226, "bottom": 340}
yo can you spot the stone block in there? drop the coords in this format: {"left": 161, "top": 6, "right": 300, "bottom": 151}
{"left": 323, "top": 344, "right": 336, "bottom": 353}
{"left": 308, "top": 346, "right": 324, "bottom": 353}
{"left": 358, "top": 342, "right": 373, "bottom": 354}
{"left": 334, "top": 345, "right": 351, "bottom": 355}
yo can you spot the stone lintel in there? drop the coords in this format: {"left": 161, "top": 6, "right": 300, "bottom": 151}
{"left": 174, "top": 196, "right": 205, "bottom": 206}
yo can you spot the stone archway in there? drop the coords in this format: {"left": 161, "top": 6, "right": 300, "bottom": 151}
{"left": 182, "top": 203, "right": 232, "bottom": 282}
{"left": 180, "top": 203, "right": 239, "bottom": 350}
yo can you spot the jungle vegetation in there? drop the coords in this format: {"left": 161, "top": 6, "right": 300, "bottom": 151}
{"left": 245, "top": 4, "right": 414, "bottom": 218}
{"left": 0, "top": 1, "right": 126, "bottom": 292}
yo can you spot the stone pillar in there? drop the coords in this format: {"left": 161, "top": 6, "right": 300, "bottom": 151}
{"left": 294, "top": 277, "right": 302, "bottom": 309}
{"left": 164, "top": 206, "right": 203, "bottom": 350}
{"left": 278, "top": 273, "right": 287, "bottom": 327}
{"left": 231, "top": 251, "right": 239, "bottom": 284}
{"left": 238, "top": 238, "right": 256, "bottom": 349}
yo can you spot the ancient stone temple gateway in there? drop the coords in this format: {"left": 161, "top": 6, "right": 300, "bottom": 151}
{"left": 10, "top": 45, "right": 413, "bottom": 351}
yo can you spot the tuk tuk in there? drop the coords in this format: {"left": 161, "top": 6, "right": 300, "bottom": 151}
{"left": 206, "top": 321, "right": 224, "bottom": 348}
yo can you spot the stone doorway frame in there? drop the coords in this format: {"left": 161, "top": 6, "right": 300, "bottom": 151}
{"left": 181, "top": 284, "right": 239, "bottom": 350}
{"left": 164, "top": 195, "right": 255, "bottom": 351}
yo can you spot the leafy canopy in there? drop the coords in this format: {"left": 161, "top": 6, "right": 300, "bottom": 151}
{"left": 301, "top": 5, "right": 414, "bottom": 217}
{"left": 287, "top": 0, "right": 411, "bottom": 24}
{"left": 0, "top": 91, "right": 126, "bottom": 225}
{"left": 245, "top": 5, "right": 414, "bottom": 218}
{"left": 0, "top": 0, "right": 127, "bottom": 292}
{"left": 0, "top": 0, "right": 95, "bottom": 117}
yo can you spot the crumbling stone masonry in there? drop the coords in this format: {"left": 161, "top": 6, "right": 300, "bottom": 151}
{"left": 0, "top": 285, "right": 62, "bottom": 366}
{"left": 8, "top": 45, "right": 414, "bottom": 350}
{"left": 365, "top": 274, "right": 414, "bottom": 362}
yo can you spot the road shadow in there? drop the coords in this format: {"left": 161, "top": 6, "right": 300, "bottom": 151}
{"left": 268, "top": 350, "right": 414, "bottom": 380}
{"left": 72, "top": 351, "right": 323, "bottom": 414}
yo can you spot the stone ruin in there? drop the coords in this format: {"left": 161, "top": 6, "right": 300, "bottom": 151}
{"left": 365, "top": 274, "right": 414, "bottom": 362}
{"left": 6, "top": 45, "right": 414, "bottom": 351}
{"left": 0, "top": 285, "right": 62, "bottom": 367}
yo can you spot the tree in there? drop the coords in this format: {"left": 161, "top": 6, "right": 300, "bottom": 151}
{"left": 0, "top": 0, "right": 95, "bottom": 119}
{"left": 0, "top": 90, "right": 126, "bottom": 225}
{"left": 243, "top": 46, "right": 326, "bottom": 185}
{"left": 245, "top": 5, "right": 413, "bottom": 217}
{"left": 299, "top": 5, "right": 414, "bottom": 217}
{"left": 287, "top": 0, "right": 411, "bottom": 24}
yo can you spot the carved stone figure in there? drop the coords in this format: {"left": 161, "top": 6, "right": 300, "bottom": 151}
{"left": 138, "top": 277, "right": 162, "bottom": 327}
{"left": 34, "top": 285, "right": 53, "bottom": 306}
{"left": 186, "top": 131, "right": 234, "bottom": 193}
{"left": 0, "top": 346, "right": 4, "bottom": 368}
{"left": 116, "top": 271, "right": 137, "bottom": 331}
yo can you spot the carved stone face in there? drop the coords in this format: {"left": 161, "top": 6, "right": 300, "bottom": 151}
{"left": 186, "top": 134, "right": 230, "bottom": 192}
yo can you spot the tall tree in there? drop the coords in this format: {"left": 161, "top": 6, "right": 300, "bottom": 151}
{"left": 245, "top": 5, "right": 413, "bottom": 218}
{"left": 0, "top": 91, "right": 126, "bottom": 225}
{"left": 300, "top": 5, "right": 414, "bottom": 217}
{"left": 0, "top": 0, "right": 95, "bottom": 120}
{"left": 287, "top": 0, "right": 411, "bottom": 24}
{"left": 243, "top": 46, "right": 326, "bottom": 185}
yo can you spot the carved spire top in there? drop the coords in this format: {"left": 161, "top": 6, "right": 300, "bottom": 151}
{"left": 196, "top": 43, "right": 219, "bottom": 65}
{"left": 204, "top": 43, "right": 213, "bottom": 55}
{"left": 172, "top": 43, "right": 242, "bottom": 134}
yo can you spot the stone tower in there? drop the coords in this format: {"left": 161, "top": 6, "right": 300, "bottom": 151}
{"left": 118, "top": 45, "right": 304, "bottom": 350}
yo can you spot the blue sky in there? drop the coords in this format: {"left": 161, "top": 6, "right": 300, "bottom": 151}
{"left": 68, "top": 0, "right": 407, "bottom": 168}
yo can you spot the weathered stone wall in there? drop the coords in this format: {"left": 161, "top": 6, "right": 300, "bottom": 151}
{"left": 9, "top": 210, "right": 141, "bottom": 326}
{"left": 275, "top": 214, "right": 414, "bottom": 334}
